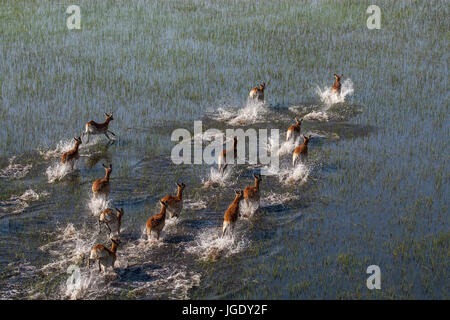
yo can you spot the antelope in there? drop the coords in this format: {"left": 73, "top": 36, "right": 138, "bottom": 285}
{"left": 286, "top": 118, "right": 303, "bottom": 142}
{"left": 88, "top": 237, "right": 120, "bottom": 273}
{"left": 161, "top": 182, "right": 185, "bottom": 218}
{"left": 222, "top": 189, "right": 243, "bottom": 237}
{"left": 332, "top": 74, "right": 343, "bottom": 94}
{"left": 218, "top": 136, "right": 238, "bottom": 173}
{"left": 292, "top": 135, "right": 311, "bottom": 166}
{"left": 99, "top": 207, "right": 124, "bottom": 235}
{"left": 249, "top": 82, "right": 265, "bottom": 101}
{"left": 92, "top": 164, "right": 112, "bottom": 198}
{"left": 242, "top": 173, "right": 262, "bottom": 217}
{"left": 83, "top": 112, "right": 115, "bottom": 143}
{"left": 61, "top": 137, "right": 82, "bottom": 169}
{"left": 146, "top": 200, "right": 168, "bottom": 240}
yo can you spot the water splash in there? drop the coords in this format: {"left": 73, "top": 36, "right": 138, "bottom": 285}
{"left": 186, "top": 227, "right": 250, "bottom": 261}
{"left": 260, "top": 191, "right": 298, "bottom": 207}
{"left": 0, "top": 189, "right": 49, "bottom": 215}
{"left": 303, "top": 110, "right": 329, "bottom": 122}
{"left": 39, "top": 136, "right": 101, "bottom": 160}
{"left": 0, "top": 157, "right": 32, "bottom": 180}
{"left": 278, "top": 162, "right": 310, "bottom": 185}
{"left": 88, "top": 195, "right": 112, "bottom": 216}
{"left": 202, "top": 167, "right": 234, "bottom": 188}
{"left": 239, "top": 199, "right": 260, "bottom": 218}
{"left": 46, "top": 161, "right": 79, "bottom": 183}
{"left": 316, "top": 78, "right": 354, "bottom": 107}
{"left": 212, "top": 99, "right": 269, "bottom": 126}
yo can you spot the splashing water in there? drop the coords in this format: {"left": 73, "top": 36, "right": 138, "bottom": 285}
{"left": 46, "top": 161, "right": 78, "bottom": 183}
{"left": 268, "top": 135, "right": 299, "bottom": 157}
{"left": 0, "top": 157, "right": 32, "bottom": 180}
{"left": 213, "top": 99, "right": 269, "bottom": 126}
{"left": 278, "top": 162, "right": 310, "bottom": 185}
{"left": 184, "top": 199, "right": 207, "bottom": 211}
{"left": 0, "top": 189, "right": 49, "bottom": 215}
{"left": 39, "top": 136, "right": 102, "bottom": 160}
{"left": 88, "top": 195, "right": 112, "bottom": 216}
{"left": 303, "top": 110, "right": 329, "bottom": 122}
{"left": 239, "top": 199, "right": 260, "bottom": 218}
{"left": 186, "top": 227, "right": 250, "bottom": 261}
{"left": 316, "top": 78, "right": 354, "bottom": 107}
{"left": 302, "top": 79, "right": 354, "bottom": 122}
{"left": 260, "top": 191, "right": 298, "bottom": 207}
{"left": 202, "top": 167, "right": 234, "bottom": 188}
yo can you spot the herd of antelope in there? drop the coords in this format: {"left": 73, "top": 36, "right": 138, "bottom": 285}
{"left": 61, "top": 75, "right": 343, "bottom": 273}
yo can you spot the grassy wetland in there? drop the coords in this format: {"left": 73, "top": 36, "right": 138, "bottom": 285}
{"left": 0, "top": 0, "right": 448, "bottom": 299}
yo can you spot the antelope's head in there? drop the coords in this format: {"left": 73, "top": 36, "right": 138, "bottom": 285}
{"left": 74, "top": 136, "right": 82, "bottom": 145}
{"left": 303, "top": 135, "right": 312, "bottom": 145}
{"left": 102, "top": 163, "right": 113, "bottom": 175}
{"left": 234, "top": 189, "right": 243, "bottom": 201}
{"left": 176, "top": 182, "right": 186, "bottom": 191}
{"left": 253, "top": 173, "right": 262, "bottom": 183}
{"left": 105, "top": 112, "right": 114, "bottom": 121}
{"left": 115, "top": 207, "right": 124, "bottom": 219}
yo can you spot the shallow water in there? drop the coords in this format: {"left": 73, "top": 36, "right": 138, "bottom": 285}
{"left": 0, "top": 0, "right": 448, "bottom": 299}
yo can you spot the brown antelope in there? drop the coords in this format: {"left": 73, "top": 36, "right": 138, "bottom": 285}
{"left": 88, "top": 237, "right": 120, "bottom": 273}
{"left": 292, "top": 135, "right": 311, "bottom": 166}
{"left": 61, "top": 137, "right": 82, "bottom": 169}
{"left": 146, "top": 200, "right": 168, "bottom": 240}
{"left": 161, "top": 182, "right": 185, "bottom": 218}
{"left": 99, "top": 207, "right": 124, "bottom": 235}
{"left": 286, "top": 118, "right": 302, "bottom": 142}
{"left": 83, "top": 112, "right": 115, "bottom": 143}
{"left": 249, "top": 82, "right": 265, "bottom": 101}
{"left": 218, "top": 137, "right": 238, "bottom": 173}
{"left": 92, "top": 164, "right": 112, "bottom": 198}
{"left": 332, "top": 74, "right": 343, "bottom": 94}
{"left": 242, "top": 173, "right": 262, "bottom": 217}
{"left": 222, "top": 189, "right": 243, "bottom": 237}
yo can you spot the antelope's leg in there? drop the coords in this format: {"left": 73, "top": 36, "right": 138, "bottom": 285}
{"left": 106, "top": 223, "right": 112, "bottom": 235}
{"left": 104, "top": 132, "right": 111, "bottom": 140}
{"left": 107, "top": 130, "right": 116, "bottom": 136}
{"left": 98, "top": 261, "right": 101, "bottom": 272}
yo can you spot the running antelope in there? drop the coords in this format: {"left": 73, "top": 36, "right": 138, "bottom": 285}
{"left": 161, "top": 182, "right": 185, "bottom": 218}
{"left": 146, "top": 200, "right": 168, "bottom": 240}
{"left": 332, "top": 74, "right": 343, "bottom": 94}
{"left": 292, "top": 135, "right": 311, "bottom": 166}
{"left": 92, "top": 164, "right": 112, "bottom": 198}
{"left": 218, "top": 137, "right": 238, "bottom": 173}
{"left": 249, "top": 82, "right": 265, "bottom": 101}
{"left": 99, "top": 207, "right": 124, "bottom": 235}
{"left": 83, "top": 112, "right": 115, "bottom": 143}
{"left": 286, "top": 118, "right": 303, "bottom": 142}
{"left": 61, "top": 137, "right": 82, "bottom": 169}
{"left": 242, "top": 173, "right": 262, "bottom": 217}
{"left": 88, "top": 237, "right": 120, "bottom": 273}
{"left": 222, "top": 189, "right": 243, "bottom": 237}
